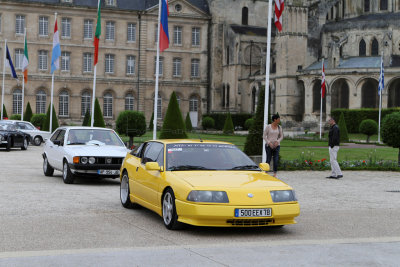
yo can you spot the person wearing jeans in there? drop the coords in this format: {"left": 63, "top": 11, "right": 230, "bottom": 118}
{"left": 327, "top": 117, "right": 343, "bottom": 179}
{"left": 263, "top": 114, "right": 283, "bottom": 177}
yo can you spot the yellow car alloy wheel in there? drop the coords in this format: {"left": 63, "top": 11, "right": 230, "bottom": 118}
{"left": 162, "top": 189, "right": 182, "bottom": 230}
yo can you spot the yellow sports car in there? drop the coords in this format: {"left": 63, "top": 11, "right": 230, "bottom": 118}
{"left": 120, "top": 140, "right": 300, "bottom": 230}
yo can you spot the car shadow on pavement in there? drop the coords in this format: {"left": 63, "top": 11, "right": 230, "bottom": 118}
{"left": 50, "top": 174, "right": 120, "bottom": 186}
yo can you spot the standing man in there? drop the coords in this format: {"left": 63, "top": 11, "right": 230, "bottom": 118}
{"left": 327, "top": 117, "right": 343, "bottom": 179}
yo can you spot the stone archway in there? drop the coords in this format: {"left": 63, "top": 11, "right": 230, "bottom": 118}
{"left": 361, "top": 79, "right": 378, "bottom": 108}
{"left": 330, "top": 78, "right": 349, "bottom": 110}
{"left": 295, "top": 81, "right": 305, "bottom": 122}
{"left": 312, "top": 80, "right": 326, "bottom": 113}
{"left": 388, "top": 78, "right": 400, "bottom": 107}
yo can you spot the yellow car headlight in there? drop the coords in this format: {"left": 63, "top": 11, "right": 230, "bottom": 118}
{"left": 187, "top": 190, "right": 229, "bottom": 203}
{"left": 270, "top": 190, "right": 297, "bottom": 202}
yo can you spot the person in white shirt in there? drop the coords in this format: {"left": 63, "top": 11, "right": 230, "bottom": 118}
{"left": 263, "top": 114, "right": 283, "bottom": 177}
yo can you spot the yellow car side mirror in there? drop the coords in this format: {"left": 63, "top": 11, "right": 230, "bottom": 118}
{"left": 259, "top": 163, "right": 270, "bottom": 172}
{"left": 145, "top": 162, "right": 161, "bottom": 171}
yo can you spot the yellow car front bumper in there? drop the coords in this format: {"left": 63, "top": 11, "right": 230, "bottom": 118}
{"left": 175, "top": 200, "right": 300, "bottom": 227}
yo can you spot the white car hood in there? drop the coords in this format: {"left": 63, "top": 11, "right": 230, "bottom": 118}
{"left": 65, "top": 145, "right": 129, "bottom": 157}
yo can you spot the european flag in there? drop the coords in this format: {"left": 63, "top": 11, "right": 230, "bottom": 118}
{"left": 5, "top": 45, "right": 18, "bottom": 79}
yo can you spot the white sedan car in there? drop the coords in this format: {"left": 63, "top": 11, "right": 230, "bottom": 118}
{"left": 42, "top": 127, "right": 129, "bottom": 184}
{"left": 6, "top": 120, "right": 51, "bottom": 146}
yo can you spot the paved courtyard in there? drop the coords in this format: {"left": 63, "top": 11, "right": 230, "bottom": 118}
{"left": 0, "top": 145, "right": 400, "bottom": 266}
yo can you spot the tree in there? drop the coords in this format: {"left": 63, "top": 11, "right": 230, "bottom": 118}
{"left": 202, "top": 117, "right": 215, "bottom": 130}
{"left": 244, "top": 86, "right": 265, "bottom": 155}
{"left": 148, "top": 112, "right": 154, "bottom": 130}
{"left": 2, "top": 104, "right": 8, "bottom": 119}
{"left": 42, "top": 104, "right": 59, "bottom": 132}
{"left": 159, "top": 92, "right": 188, "bottom": 139}
{"left": 223, "top": 112, "right": 234, "bottom": 134}
{"left": 381, "top": 112, "right": 400, "bottom": 166}
{"left": 359, "top": 119, "right": 378, "bottom": 143}
{"left": 82, "top": 109, "right": 91, "bottom": 126}
{"left": 185, "top": 112, "right": 193, "bottom": 132}
{"left": 93, "top": 98, "right": 105, "bottom": 128}
{"left": 338, "top": 112, "right": 349, "bottom": 142}
{"left": 116, "top": 110, "right": 146, "bottom": 148}
{"left": 24, "top": 102, "right": 33, "bottom": 122}
{"left": 30, "top": 114, "right": 47, "bottom": 129}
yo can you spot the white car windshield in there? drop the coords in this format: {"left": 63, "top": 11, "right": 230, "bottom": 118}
{"left": 67, "top": 129, "right": 124, "bottom": 146}
{"left": 166, "top": 143, "right": 259, "bottom": 171}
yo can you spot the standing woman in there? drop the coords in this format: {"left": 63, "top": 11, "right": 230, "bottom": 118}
{"left": 263, "top": 114, "right": 283, "bottom": 177}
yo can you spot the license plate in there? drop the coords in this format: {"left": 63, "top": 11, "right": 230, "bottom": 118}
{"left": 235, "top": 208, "right": 272, "bottom": 217}
{"left": 98, "top": 169, "right": 120, "bottom": 175}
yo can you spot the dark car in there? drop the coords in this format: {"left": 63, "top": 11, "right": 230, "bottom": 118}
{"left": 0, "top": 121, "right": 31, "bottom": 151}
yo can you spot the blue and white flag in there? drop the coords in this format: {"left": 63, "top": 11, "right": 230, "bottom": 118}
{"left": 50, "top": 19, "right": 61, "bottom": 74}
{"left": 5, "top": 45, "right": 18, "bottom": 79}
{"left": 378, "top": 56, "right": 384, "bottom": 95}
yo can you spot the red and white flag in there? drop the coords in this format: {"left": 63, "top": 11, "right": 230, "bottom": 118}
{"left": 274, "top": 0, "right": 284, "bottom": 32}
{"left": 321, "top": 63, "right": 326, "bottom": 98}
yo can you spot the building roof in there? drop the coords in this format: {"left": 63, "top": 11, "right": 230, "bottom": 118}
{"left": 6, "top": 0, "right": 209, "bottom": 13}
{"left": 304, "top": 57, "right": 381, "bottom": 71}
{"left": 230, "top": 25, "right": 271, "bottom": 37}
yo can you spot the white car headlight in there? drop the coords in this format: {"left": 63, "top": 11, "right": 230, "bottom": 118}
{"left": 89, "top": 157, "right": 96, "bottom": 164}
{"left": 81, "top": 157, "right": 88, "bottom": 164}
{"left": 187, "top": 190, "right": 229, "bottom": 203}
{"left": 270, "top": 190, "right": 297, "bottom": 202}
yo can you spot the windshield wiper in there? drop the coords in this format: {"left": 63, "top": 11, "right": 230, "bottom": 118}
{"left": 68, "top": 142, "right": 86, "bottom": 145}
{"left": 169, "top": 165, "right": 215, "bottom": 171}
{"left": 229, "top": 165, "right": 259, "bottom": 170}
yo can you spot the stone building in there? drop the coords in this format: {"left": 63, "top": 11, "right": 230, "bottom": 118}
{"left": 0, "top": 0, "right": 209, "bottom": 127}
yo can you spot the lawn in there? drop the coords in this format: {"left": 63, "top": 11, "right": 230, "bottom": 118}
{"left": 123, "top": 131, "right": 398, "bottom": 162}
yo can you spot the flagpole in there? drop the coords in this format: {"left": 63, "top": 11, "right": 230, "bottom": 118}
{"left": 378, "top": 53, "right": 383, "bottom": 143}
{"left": 1, "top": 39, "right": 6, "bottom": 120}
{"left": 49, "top": 13, "right": 58, "bottom": 133}
{"left": 320, "top": 58, "right": 324, "bottom": 139}
{"left": 262, "top": 0, "right": 273, "bottom": 163}
{"left": 21, "top": 28, "right": 27, "bottom": 121}
{"left": 91, "top": 65, "right": 97, "bottom": 128}
{"left": 91, "top": 0, "right": 100, "bottom": 128}
{"left": 153, "top": 0, "right": 162, "bottom": 140}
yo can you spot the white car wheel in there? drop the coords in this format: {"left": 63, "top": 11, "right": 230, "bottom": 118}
{"left": 33, "top": 136, "right": 42, "bottom": 146}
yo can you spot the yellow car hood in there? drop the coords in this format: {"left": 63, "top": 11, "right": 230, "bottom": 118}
{"left": 170, "top": 171, "right": 289, "bottom": 189}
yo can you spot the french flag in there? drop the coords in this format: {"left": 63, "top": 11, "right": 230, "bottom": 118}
{"left": 159, "top": 0, "right": 169, "bottom": 52}
{"left": 51, "top": 19, "right": 61, "bottom": 74}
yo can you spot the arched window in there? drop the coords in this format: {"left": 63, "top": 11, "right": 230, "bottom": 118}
{"left": 364, "top": 0, "right": 370, "bottom": 12}
{"left": 388, "top": 80, "right": 400, "bottom": 107}
{"left": 156, "top": 94, "right": 162, "bottom": 119}
{"left": 189, "top": 96, "right": 198, "bottom": 112}
{"left": 81, "top": 91, "right": 91, "bottom": 116}
{"left": 222, "top": 84, "right": 226, "bottom": 108}
{"left": 59, "top": 90, "right": 69, "bottom": 117}
{"left": 36, "top": 90, "right": 46, "bottom": 114}
{"left": 242, "top": 7, "right": 248, "bottom": 25}
{"left": 371, "top": 38, "right": 379, "bottom": 56}
{"left": 362, "top": 79, "right": 378, "bottom": 108}
{"left": 359, "top": 39, "right": 366, "bottom": 56}
{"left": 13, "top": 89, "right": 22, "bottom": 115}
{"left": 125, "top": 93, "right": 134, "bottom": 110}
{"left": 380, "top": 0, "right": 388, "bottom": 10}
{"left": 226, "top": 84, "right": 230, "bottom": 108}
{"left": 103, "top": 93, "right": 113, "bottom": 118}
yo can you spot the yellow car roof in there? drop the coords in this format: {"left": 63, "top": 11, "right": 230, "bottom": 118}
{"left": 148, "top": 139, "right": 233, "bottom": 145}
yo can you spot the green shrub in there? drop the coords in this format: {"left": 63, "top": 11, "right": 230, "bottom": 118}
{"left": 359, "top": 119, "right": 378, "bottom": 143}
{"left": 2, "top": 104, "right": 8, "bottom": 119}
{"left": 244, "top": 86, "right": 265, "bottom": 156}
{"left": 159, "top": 92, "right": 188, "bottom": 139}
{"left": 202, "top": 113, "right": 253, "bottom": 130}
{"left": 93, "top": 98, "right": 105, "bottom": 128}
{"left": 148, "top": 112, "right": 154, "bottom": 130}
{"left": 42, "top": 104, "right": 59, "bottom": 132}
{"left": 24, "top": 102, "right": 33, "bottom": 122}
{"left": 381, "top": 112, "right": 400, "bottom": 166}
{"left": 30, "top": 114, "right": 46, "bottom": 129}
{"left": 244, "top": 118, "right": 255, "bottom": 130}
{"left": 331, "top": 108, "right": 400, "bottom": 133}
{"left": 185, "top": 112, "right": 193, "bottom": 132}
{"left": 223, "top": 113, "right": 234, "bottom": 134}
{"left": 116, "top": 110, "right": 146, "bottom": 147}
{"left": 338, "top": 112, "right": 349, "bottom": 142}
{"left": 82, "top": 109, "right": 91, "bottom": 126}
{"left": 10, "top": 114, "right": 21, "bottom": 120}
{"left": 202, "top": 116, "right": 215, "bottom": 130}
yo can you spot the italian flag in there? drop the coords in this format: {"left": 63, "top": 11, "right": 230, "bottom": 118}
{"left": 22, "top": 32, "right": 29, "bottom": 83}
{"left": 94, "top": 0, "right": 101, "bottom": 66}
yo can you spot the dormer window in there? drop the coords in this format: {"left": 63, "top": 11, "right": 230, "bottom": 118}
{"left": 106, "top": 0, "right": 116, "bottom": 6}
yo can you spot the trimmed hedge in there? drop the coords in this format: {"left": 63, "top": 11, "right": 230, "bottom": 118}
{"left": 31, "top": 114, "right": 46, "bottom": 129}
{"left": 331, "top": 108, "right": 400, "bottom": 133}
{"left": 202, "top": 113, "right": 253, "bottom": 130}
